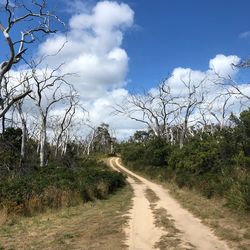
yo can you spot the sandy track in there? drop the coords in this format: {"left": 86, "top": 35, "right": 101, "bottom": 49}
{"left": 109, "top": 157, "right": 230, "bottom": 250}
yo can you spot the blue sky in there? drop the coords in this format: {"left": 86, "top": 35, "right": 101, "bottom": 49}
{"left": 121, "top": 0, "right": 250, "bottom": 90}
{"left": 51, "top": 0, "right": 250, "bottom": 91}
{"left": 2, "top": 0, "right": 250, "bottom": 90}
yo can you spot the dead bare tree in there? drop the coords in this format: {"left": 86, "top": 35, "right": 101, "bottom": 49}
{"left": 114, "top": 78, "right": 178, "bottom": 141}
{"left": 0, "top": 71, "right": 32, "bottom": 133}
{"left": 212, "top": 69, "right": 250, "bottom": 111}
{"left": 51, "top": 94, "right": 80, "bottom": 157}
{"left": 84, "top": 123, "right": 98, "bottom": 156}
{"left": 0, "top": 0, "right": 64, "bottom": 123}
{"left": 207, "top": 93, "right": 234, "bottom": 130}
{"left": 15, "top": 100, "right": 28, "bottom": 167}
{"left": 28, "top": 64, "right": 75, "bottom": 167}
{"left": 174, "top": 72, "right": 206, "bottom": 148}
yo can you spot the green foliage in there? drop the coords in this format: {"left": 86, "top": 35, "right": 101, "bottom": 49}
{"left": 0, "top": 128, "right": 22, "bottom": 171}
{"left": 121, "top": 136, "right": 171, "bottom": 166}
{"left": 144, "top": 137, "right": 171, "bottom": 166}
{"left": 121, "top": 143, "right": 145, "bottom": 163}
{"left": 93, "top": 123, "right": 112, "bottom": 153}
{"left": 0, "top": 159, "right": 126, "bottom": 215}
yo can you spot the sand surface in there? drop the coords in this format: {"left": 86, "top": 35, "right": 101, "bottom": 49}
{"left": 109, "top": 157, "right": 230, "bottom": 250}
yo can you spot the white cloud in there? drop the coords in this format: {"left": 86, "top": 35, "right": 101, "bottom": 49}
{"left": 30, "top": 1, "right": 138, "bottom": 139}
{"left": 38, "top": 1, "right": 134, "bottom": 100}
{"left": 82, "top": 88, "right": 145, "bottom": 140}
{"left": 208, "top": 54, "right": 240, "bottom": 77}
{"left": 239, "top": 31, "right": 250, "bottom": 39}
{"left": 69, "top": 1, "right": 134, "bottom": 32}
{"left": 161, "top": 54, "right": 240, "bottom": 99}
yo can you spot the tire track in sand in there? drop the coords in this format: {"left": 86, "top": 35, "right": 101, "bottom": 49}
{"left": 109, "top": 157, "right": 230, "bottom": 250}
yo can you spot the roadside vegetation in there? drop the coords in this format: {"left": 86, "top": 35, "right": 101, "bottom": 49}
{"left": 0, "top": 127, "right": 126, "bottom": 225}
{"left": 0, "top": 0, "right": 126, "bottom": 227}
{"left": 120, "top": 109, "right": 250, "bottom": 212}
{"left": 0, "top": 1, "right": 250, "bottom": 249}
{"left": 0, "top": 185, "right": 132, "bottom": 250}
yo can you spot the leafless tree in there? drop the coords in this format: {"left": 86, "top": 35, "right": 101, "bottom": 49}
{"left": 114, "top": 78, "right": 178, "bottom": 141}
{"left": 50, "top": 94, "right": 81, "bottom": 157}
{"left": 28, "top": 64, "right": 75, "bottom": 167}
{"left": 114, "top": 73, "right": 206, "bottom": 148}
{"left": 213, "top": 71, "right": 250, "bottom": 110}
{"left": 15, "top": 99, "right": 28, "bottom": 167}
{"left": 0, "top": 71, "right": 32, "bottom": 133}
{"left": 206, "top": 93, "right": 234, "bottom": 130}
{"left": 173, "top": 72, "right": 206, "bottom": 148}
{"left": 0, "top": 0, "right": 64, "bottom": 123}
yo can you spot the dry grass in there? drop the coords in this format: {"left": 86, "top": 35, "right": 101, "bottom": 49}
{"left": 144, "top": 188, "right": 160, "bottom": 203}
{"left": 0, "top": 185, "right": 133, "bottom": 250}
{"left": 0, "top": 188, "right": 83, "bottom": 222}
{"left": 0, "top": 208, "right": 7, "bottom": 226}
{"left": 164, "top": 182, "right": 250, "bottom": 250}
{"left": 144, "top": 188, "right": 195, "bottom": 250}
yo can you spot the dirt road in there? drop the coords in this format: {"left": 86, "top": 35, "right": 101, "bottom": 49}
{"left": 109, "top": 157, "right": 230, "bottom": 250}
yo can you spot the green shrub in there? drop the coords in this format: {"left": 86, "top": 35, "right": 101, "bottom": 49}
{"left": 143, "top": 137, "right": 171, "bottom": 166}
{"left": 0, "top": 128, "right": 22, "bottom": 171}
{"left": 121, "top": 143, "right": 145, "bottom": 163}
{"left": 0, "top": 159, "right": 126, "bottom": 216}
{"left": 226, "top": 176, "right": 250, "bottom": 211}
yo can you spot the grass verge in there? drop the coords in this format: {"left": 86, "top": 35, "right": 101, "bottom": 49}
{"left": 0, "top": 184, "right": 133, "bottom": 250}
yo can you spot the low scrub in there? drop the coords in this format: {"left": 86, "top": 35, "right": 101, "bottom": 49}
{"left": 0, "top": 159, "right": 126, "bottom": 219}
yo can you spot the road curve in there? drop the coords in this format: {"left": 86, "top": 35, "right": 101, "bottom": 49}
{"left": 109, "top": 157, "right": 230, "bottom": 250}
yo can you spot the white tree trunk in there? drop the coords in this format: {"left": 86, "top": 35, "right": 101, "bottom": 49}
{"left": 39, "top": 118, "right": 47, "bottom": 167}
{"left": 20, "top": 120, "right": 27, "bottom": 167}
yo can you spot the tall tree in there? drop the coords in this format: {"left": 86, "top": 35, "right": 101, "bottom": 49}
{"left": 0, "top": 0, "right": 63, "bottom": 120}
{"left": 28, "top": 64, "right": 75, "bottom": 167}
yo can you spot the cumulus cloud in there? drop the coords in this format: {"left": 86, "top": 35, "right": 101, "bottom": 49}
{"left": 208, "top": 54, "right": 240, "bottom": 77}
{"left": 69, "top": 1, "right": 134, "bottom": 31}
{"left": 162, "top": 54, "right": 240, "bottom": 98}
{"left": 36, "top": 1, "right": 139, "bottom": 139}
{"left": 38, "top": 1, "right": 134, "bottom": 100}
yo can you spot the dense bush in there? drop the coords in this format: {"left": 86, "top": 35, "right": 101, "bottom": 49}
{"left": 121, "top": 136, "right": 171, "bottom": 166}
{"left": 121, "top": 143, "right": 145, "bottom": 163}
{"left": 0, "top": 159, "right": 126, "bottom": 216}
{"left": 0, "top": 128, "right": 22, "bottom": 171}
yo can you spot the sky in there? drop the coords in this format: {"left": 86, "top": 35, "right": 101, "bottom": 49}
{"left": 52, "top": 0, "right": 250, "bottom": 89}
{"left": 1, "top": 0, "right": 250, "bottom": 139}
{"left": 27, "top": 0, "right": 250, "bottom": 89}
{"left": 122, "top": 0, "right": 250, "bottom": 90}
